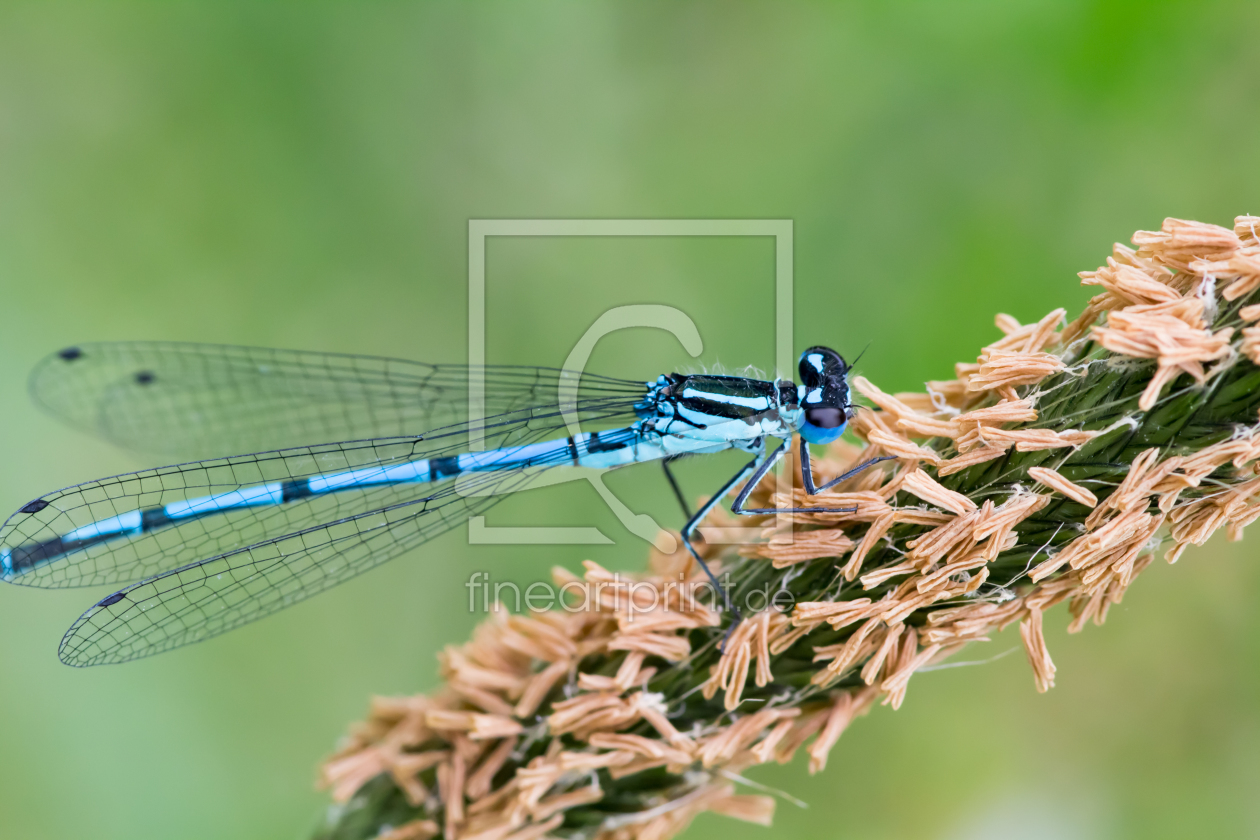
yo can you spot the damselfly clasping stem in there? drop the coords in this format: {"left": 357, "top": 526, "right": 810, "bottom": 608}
{"left": 316, "top": 215, "right": 1260, "bottom": 840}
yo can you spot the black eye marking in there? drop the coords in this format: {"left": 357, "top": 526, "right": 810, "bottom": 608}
{"left": 797, "top": 346, "right": 848, "bottom": 389}
{"left": 20, "top": 499, "right": 49, "bottom": 514}
{"left": 134, "top": 371, "right": 156, "bottom": 385}
{"left": 58, "top": 347, "right": 83, "bottom": 361}
{"left": 96, "top": 592, "right": 127, "bottom": 608}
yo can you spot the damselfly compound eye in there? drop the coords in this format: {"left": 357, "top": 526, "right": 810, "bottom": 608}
{"left": 800, "top": 406, "right": 847, "bottom": 444}
{"left": 804, "top": 407, "right": 844, "bottom": 429}
{"left": 797, "top": 346, "right": 847, "bottom": 389}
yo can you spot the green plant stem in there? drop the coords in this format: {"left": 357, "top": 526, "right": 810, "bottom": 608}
{"left": 316, "top": 290, "right": 1260, "bottom": 840}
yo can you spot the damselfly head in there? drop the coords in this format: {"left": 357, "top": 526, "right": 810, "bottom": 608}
{"left": 797, "top": 346, "right": 851, "bottom": 445}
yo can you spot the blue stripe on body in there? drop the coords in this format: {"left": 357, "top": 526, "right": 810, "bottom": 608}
{"left": 63, "top": 510, "right": 143, "bottom": 542}
{"left": 7, "top": 425, "right": 738, "bottom": 579}
{"left": 143, "top": 442, "right": 567, "bottom": 537}
{"left": 308, "top": 461, "right": 431, "bottom": 494}
{"left": 164, "top": 482, "right": 285, "bottom": 520}
{"left": 456, "top": 439, "right": 571, "bottom": 471}
{"left": 572, "top": 429, "right": 730, "bottom": 469}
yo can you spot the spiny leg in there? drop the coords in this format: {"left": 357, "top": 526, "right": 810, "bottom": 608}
{"left": 661, "top": 457, "right": 692, "bottom": 520}
{"left": 682, "top": 440, "right": 895, "bottom": 649}
{"left": 681, "top": 441, "right": 856, "bottom": 646}
{"left": 799, "top": 436, "right": 897, "bottom": 496}
{"left": 683, "top": 441, "right": 850, "bottom": 650}
{"left": 732, "top": 438, "right": 892, "bottom": 515}
{"left": 680, "top": 456, "right": 761, "bottom": 640}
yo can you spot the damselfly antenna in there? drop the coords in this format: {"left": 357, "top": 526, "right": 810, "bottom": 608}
{"left": 848, "top": 341, "right": 873, "bottom": 371}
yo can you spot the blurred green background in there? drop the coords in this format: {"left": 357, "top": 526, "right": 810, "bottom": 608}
{"left": 1, "top": 2, "right": 1259, "bottom": 838}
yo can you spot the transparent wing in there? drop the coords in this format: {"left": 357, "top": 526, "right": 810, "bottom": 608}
{"left": 30, "top": 341, "right": 648, "bottom": 458}
{"left": 56, "top": 466, "right": 545, "bottom": 667}
{"left": 2, "top": 404, "right": 647, "bottom": 665}
{"left": 2, "top": 400, "right": 642, "bottom": 591}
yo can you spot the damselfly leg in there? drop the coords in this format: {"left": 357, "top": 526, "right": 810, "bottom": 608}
{"left": 732, "top": 437, "right": 896, "bottom": 515}
{"left": 661, "top": 457, "right": 692, "bottom": 520}
{"left": 679, "top": 457, "right": 758, "bottom": 627}
{"left": 680, "top": 437, "right": 894, "bottom": 648}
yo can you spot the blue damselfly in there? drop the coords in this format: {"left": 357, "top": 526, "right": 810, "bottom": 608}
{"left": 1, "top": 343, "right": 887, "bottom": 665}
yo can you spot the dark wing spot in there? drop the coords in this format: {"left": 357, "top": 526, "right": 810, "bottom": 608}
{"left": 134, "top": 371, "right": 156, "bottom": 385}
{"left": 97, "top": 592, "right": 126, "bottom": 608}
{"left": 20, "top": 499, "right": 49, "bottom": 514}
{"left": 58, "top": 347, "right": 83, "bottom": 361}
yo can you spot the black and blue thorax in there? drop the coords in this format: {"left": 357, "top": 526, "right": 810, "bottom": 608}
{"left": 635, "top": 372, "right": 803, "bottom": 449}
